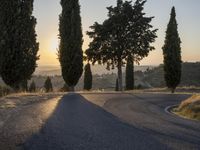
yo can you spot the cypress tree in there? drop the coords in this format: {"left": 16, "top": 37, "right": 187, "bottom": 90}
{"left": 162, "top": 7, "right": 182, "bottom": 93}
{"left": 59, "top": 0, "right": 83, "bottom": 91}
{"left": 126, "top": 55, "right": 134, "bottom": 90}
{"left": 0, "top": 0, "right": 39, "bottom": 90}
{"left": 29, "top": 80, "right": 36, "bottom": 92}
{"left": 60, "top": 83, "right": 70, "bottom": 92}
{"left": 44, "top": 77, "right": 53, "bottom": 93}
{"left": 83, "top": 63, "right": 92, "bottom": 91}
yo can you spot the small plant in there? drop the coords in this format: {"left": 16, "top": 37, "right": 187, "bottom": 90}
{"left": 44, "top": 77, "right": 53, "bottom": 93}
{"left": 0, "top": 85, "right": 11, "bottom": 97}
{"left": 29, "top": 81, "right": 36, "bottom": 92}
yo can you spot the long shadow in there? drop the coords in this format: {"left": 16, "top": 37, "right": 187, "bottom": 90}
{"left": 23, "top": 93, "right": 169, "bottom": 150}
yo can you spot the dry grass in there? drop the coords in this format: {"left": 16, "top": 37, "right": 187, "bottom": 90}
{"left": 0, "top": 92, "right": 63, "bottom": 109}
{"left": 173, "top": 95, "right": 200, "bottom": 121}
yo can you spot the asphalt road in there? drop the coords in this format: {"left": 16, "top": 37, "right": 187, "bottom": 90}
{"left": 1, "top": 93, "right": 200, "bottom": 150}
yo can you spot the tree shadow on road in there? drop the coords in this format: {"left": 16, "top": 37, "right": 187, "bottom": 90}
{"left": 22, "top": 93, "right": 168, "bottom": 150}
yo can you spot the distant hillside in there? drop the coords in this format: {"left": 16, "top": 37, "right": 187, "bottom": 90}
{"left": 144, "top": 62, "right": 200, "bottom": 87}
{"left": 35, "top": 65, "right": 154, "bottom": 76}
{"left": 0, "top": 62, "right": 199, "bottom": 91}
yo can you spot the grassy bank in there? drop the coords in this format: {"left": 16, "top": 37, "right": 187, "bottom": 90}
{"left": 173, "top": 95, "right": 200, "bottom": 121}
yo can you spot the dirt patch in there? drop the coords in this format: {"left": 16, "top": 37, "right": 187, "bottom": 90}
{"left": 0, "top": 93, "right": 63, "bottom": 109}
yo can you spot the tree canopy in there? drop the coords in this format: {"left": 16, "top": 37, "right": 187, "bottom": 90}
{"left": 85, "top": 0, "right": 157, "bottom": 91}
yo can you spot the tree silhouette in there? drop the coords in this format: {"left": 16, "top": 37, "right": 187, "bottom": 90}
{"left": 84, "top": 63, "right": 93, "bottom": 91}
{"left": 0, "top": 0, "right": 39, "bottom": 90}
{"left": 86, "top": 0, "right": 157, "bottom": 91}
{"left": 59, "top": 0, "right": 83, "bottom": 91}
{"left": 162, "top": 7, "right": 182, "bottom": 93}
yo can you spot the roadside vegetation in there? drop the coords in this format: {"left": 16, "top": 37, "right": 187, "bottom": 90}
{"left": 0, "top": 85, "right": 12, "bottom": 97}
{"left": 173, "top": 95, "right": 200, "bottom": 121}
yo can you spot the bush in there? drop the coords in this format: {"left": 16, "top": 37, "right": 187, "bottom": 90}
{"left": 0, "top": 85, "right": 12, "bottom": 97}
{"left": 29, "top": 81, "right": 36, "bottom": 92}
{"left": 44, "top": 77, "right": 53, "bottom": 93}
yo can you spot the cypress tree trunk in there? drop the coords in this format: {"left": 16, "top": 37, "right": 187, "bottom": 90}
{"left": 117, "top": 59, "right": 123, "bottom": 91}
{"left": 59, "top": 0, "right": 83, "bottom": 92}
{"left": 69, "top": 86, "right": 75, "bottom": 92}
{"left": 126, "top": 55, "right": 134, "bottom": 90}
{"left": 133, "top": 61, "right": 135, "bottom": 89}
{"left": 162, "top": 7, "right": 182, "bottom": 93}
{"left": 115, "top": 78, "right": 119, "bottom": 91}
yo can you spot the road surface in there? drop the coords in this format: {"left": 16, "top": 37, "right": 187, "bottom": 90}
{"left": 1, "top": 93, "right": 200, "bottom": 150}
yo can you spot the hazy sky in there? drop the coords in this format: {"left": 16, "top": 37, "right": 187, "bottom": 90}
{"left": 33, "top": 0, "right": 200, "bottom": 66}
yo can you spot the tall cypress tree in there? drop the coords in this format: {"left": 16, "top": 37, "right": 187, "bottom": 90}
{"left": 83, "top": 63, "right": 92, "bottom": 91}
{"left": 162, "top": 7, "right": 182, "bottom": 93}
{"left": 126, "top": 55, "right": 134, "bottom": 90}
{"left": 59, "top": 0, "right": 83, "bottom": 91}
{"left": 0, "top": 0, "right": 39, "bottom": 90}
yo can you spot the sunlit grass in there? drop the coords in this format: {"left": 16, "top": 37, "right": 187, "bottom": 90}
{"left": 173, "top": 95, "right": 200, "bottom": 121}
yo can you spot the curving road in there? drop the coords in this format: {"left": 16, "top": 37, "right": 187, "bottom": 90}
{"left": 1, "top": 93, "right": 200, "bottom": 150}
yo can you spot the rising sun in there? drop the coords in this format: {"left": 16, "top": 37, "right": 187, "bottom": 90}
{"left": 50, "top": 37, "right": 59, "bottom": 52}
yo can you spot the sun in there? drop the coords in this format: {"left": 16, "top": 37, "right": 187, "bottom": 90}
{"left": 50, "top": 37, "right": 59, "bottom": 52}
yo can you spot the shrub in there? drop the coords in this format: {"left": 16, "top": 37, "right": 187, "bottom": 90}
{"left": 44, "top": 77, "right": 53, "bottom": 93}
{"left": 29, "top": 81, "right": 36, "bottom": 92}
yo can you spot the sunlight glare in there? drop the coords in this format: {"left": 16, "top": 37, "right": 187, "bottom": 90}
{"left": 50, "top": 37, "right": 59, "bottom": 52}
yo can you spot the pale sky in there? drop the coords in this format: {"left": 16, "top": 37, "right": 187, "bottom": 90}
{"left": 33, "top": 0, "right": 200, "bottom": 66}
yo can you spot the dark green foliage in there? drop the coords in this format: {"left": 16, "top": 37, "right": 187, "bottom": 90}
{"left": 29, "top": 80, "right": 36, "bottom": 92}
{"left": 115, "top": 78, "right": 119, "bottom": 91}
{"left": 0, "top": 0, "right": 39, "bottom": 90}
{"left": 58, "top": 0, "right": 83, "bottom": 91}
{"left": 86, "top": 0, "right": 157, "bottom": 91}
{"left": 145, "top": 62, "right": 200, "bottom": 87}
{"left": 60, "top": 83, "right": 70, "bottom": 92}
{"left": 20, "top": 80, "right": 28, "bottom": 92}
{"left": 84, "top": 63, "right": 92, "bottom": 91}
{"left": 0, "top": 85, "right": 12, "bottom": 97}
{"left": 126, "top": 55, "right": 134, "bottom": 90}
{"left": 162, "top": 7, "right": 182, "bottom": 93}
{"left": 44, "top": 77, "right": 53, "bottom": 93}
